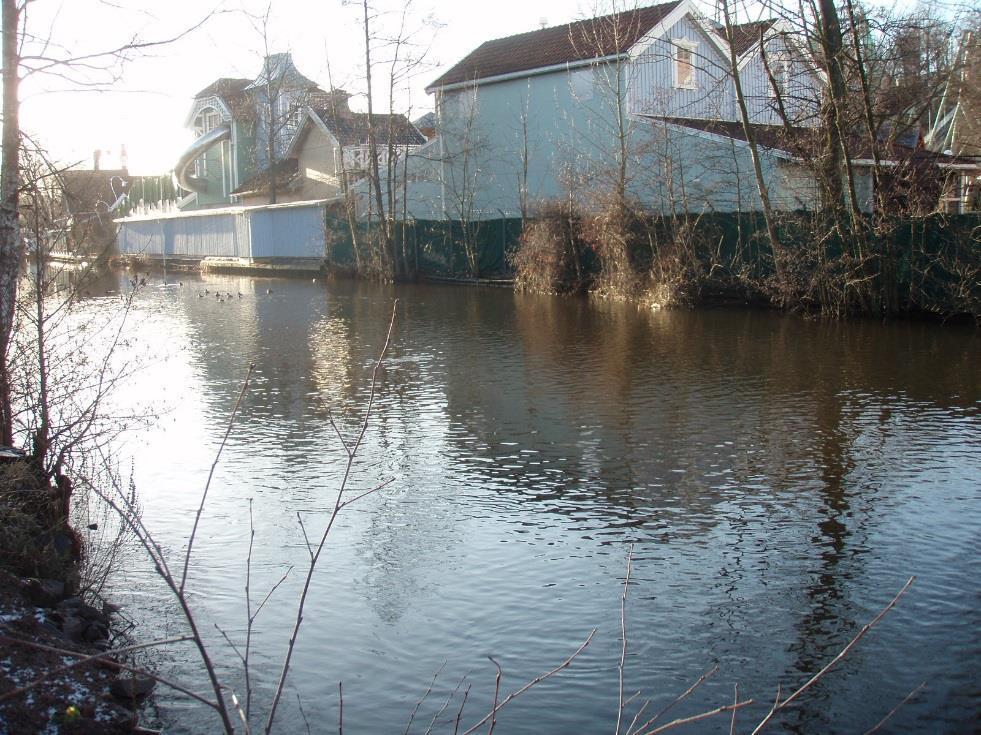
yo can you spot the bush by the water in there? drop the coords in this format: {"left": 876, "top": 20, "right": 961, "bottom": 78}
{"left": 510, "top": 199, "right": 981, "bottom": 319}
{"left": 511, "top": 201, "right": 591, "bottom": 294}
{"left": 0, "top": 462, "right": 79, "bottom": 583}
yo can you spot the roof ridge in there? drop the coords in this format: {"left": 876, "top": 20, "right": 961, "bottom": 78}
{"left": 476, "top": 0, "right": 681, "bottom": 46}
{"left": 428, "top": 0, "right": 684, "bottom": 90}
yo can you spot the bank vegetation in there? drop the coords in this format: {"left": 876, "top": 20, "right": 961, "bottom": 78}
{"left": 505, "top": 0, "right": 980, "bottom": 320}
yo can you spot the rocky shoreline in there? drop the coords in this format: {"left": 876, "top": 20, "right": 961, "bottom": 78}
{"left": 0, "top": 455, "right": 160, "bottom": 734}
{"left": 0, "top": 570, "right": 159, "bottom": 733}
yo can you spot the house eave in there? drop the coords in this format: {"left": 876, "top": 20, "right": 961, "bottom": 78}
{"left": 656, "top": 118, "right": 797, "bottom": 160}
{"left": 426, "top": 54, "right": 623, "bottom": 94}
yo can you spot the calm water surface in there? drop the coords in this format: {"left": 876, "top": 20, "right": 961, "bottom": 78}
{"left": 84, "top": 271, "right": 979, "bottom": 734}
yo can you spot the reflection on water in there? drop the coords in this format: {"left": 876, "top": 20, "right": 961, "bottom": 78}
{"left": 86, "top": 271, "right": 980, "bottom": 734}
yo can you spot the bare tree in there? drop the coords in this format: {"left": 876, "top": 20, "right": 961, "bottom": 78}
{"left": 0, "top": 0, "right": 216, "bottom": 445}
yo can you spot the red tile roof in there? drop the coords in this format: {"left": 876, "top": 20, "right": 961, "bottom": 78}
{"left": 428, "top": 1, "right": 682, "bottom": 89}
{"left": 714, "top": 20, "right": 777, "bottom": 57}
{"left": 306, "top": 106, "right": 426, "bottom": 147}
{"left": 195, "top": 78, "right": 251, "bottom": 101}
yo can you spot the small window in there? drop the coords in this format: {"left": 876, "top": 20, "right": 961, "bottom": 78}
{"left": 673, "top": 39, "right": 698, "bottom": 90}
{"left": 203, "top": 109, "right": 220, "bottom": 133}
{"left": 769, "top": 57, "right": 790, "bottom": 98}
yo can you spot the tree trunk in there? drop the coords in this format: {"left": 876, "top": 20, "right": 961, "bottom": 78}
{"left": 721, "top": 0, "right": 784, "bottom": 279}
{"left": 0, "top": 0, "right": 21, "bottom": 446}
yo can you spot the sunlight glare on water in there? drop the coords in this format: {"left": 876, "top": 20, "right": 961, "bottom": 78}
{"left": 80, "top": 270, "right": 981, "bottom": 734}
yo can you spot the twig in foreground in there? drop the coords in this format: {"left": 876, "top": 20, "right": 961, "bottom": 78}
{"left": 616, "top": 544, "right": 634, "bottom": 735}
{"left": 863, "top": 681, "right": 927, "bottom": 735}
{"left": 637, "top": 699, "right": 754, "bottom": 735}
{"left": 181, "top": 361, "right": 256, "bottom": 594}
{"left": 627, "top": 665, "right": 720, "bottom": 735}
{"left": 459, "top": 629, "right": 596, "bottom": 735}
{"left": 264, "top": 302, "right": 399, "bottom": 735}
{"left": 751, "top": 576, "right": 916, "bottom": 735}
{"left": 404, "top": 662, "right": 446, "bottom": 735}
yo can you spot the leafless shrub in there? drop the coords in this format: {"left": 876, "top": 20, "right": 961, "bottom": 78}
{"left": 580, "top": 194, "right": 649, "bottom": 301}
{"left": 643, "top": 217, "right": 720, "bottom": 309}
{"left": 0, "top": 462, "right": 75, "bottom": 581}
{"left": 511, "top": 200, "right": 590, "bottom": 295}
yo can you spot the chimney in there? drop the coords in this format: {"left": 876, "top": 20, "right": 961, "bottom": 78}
{"left": 93, "top": 149, "right": 101, "bottom": 171}
{"left": 120, "top": 144, "right": 128, "bottom": 172}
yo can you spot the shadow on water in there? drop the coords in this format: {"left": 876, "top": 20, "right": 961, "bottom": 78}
{"left": 83, "top": 272, "right": 979, "bottom": 734}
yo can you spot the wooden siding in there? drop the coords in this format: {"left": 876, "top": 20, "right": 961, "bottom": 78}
{"left": 116, "top": 202, "right": 327, "bottom": 259}
{"left": 738, "top": 36, "right": 822, "bottom": 126}
{"left": 249, "top": 204, "right": 326, "bottom": 258}
{"left": 628, "top": 16, "right": 733, "bottom": 119}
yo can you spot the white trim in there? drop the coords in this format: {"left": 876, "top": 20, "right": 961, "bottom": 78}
{"left": 231, "top": 121, "right": 239, "bottom": 191}
{"left": 627, "top": 0, "right": 728, "bottom": 61}
{"left": 285, "top": 107, "right": 341, "bottom": 159}
{"left": 734, "top": 20, "right": 827, "bottom": 87}
{"left": 672, "top": 37, "right": 699, "bottom": 89}
{"left": 426, "top": 54, "right": 620, "bottom": 94}
{"left": 117, "top": 196, "right": 345, "bottom": 223}
{"left": 936, "top": 162, "right": 981, "bottom": 170}
{"left": 736, "top": 19, "right": 784, "bottom": 71}
{"left": 183, "top": 95, "right": 233, "bottom": 129}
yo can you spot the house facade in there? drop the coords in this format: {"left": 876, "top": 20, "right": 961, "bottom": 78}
{"left": 176, "top": 53, "right": 321, "bottom": 210}
{"left": 418, "top": 0, "right": 978, "bottom": 221}
{"left": 416, "top": 0, "right": 829, "bottom": 220}
{"left": 231, "top": 89, "right": 426, "bottom": 206}
{"left": 176, "top": 56, "right": 425, "bottom": 210}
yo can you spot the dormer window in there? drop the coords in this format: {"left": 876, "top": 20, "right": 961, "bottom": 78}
{"left": 673, "top": 39, "right": 698, "bottom": 90}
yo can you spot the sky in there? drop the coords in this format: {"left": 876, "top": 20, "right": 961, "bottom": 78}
{"left": 18, "top": 0, "right": 915, "bottom": 175}
{"left": 20, "top": 0, "right": 627, "bottom": 174}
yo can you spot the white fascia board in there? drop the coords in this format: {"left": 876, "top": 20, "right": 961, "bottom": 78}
{"left": 285, "top": 107, "right": 340, "bottom": 158}
{"left": 935, "top": 162, "right": 980, "bottom": 170}
{"left": 686, "top": 6, "right": 731, "bottom": 59}
{"left": 734, "top": 21, "right": 826, "bottom": 87}
{"left": 627, "top": 0, "right": 697, "bottom": 61}
{"left": 426, "top": 54, "right": 621, "bottom": 94}
{"left": 183, "top": 95, "right": 233, "bottom": 129}
{"left": 847, "top": 159, "right": 974, "bottom": 168}
{"left": 735, "top": 19, "right": 788, "bottom": 71}
{"left": 627, "top": 2, "right": 731, "bottom": 75}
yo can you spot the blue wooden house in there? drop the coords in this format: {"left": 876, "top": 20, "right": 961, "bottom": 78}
{"left": 414, "top": 0, "right": 828, "bottom": 219}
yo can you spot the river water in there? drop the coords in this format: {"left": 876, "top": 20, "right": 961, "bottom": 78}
{"left": 78, "top": 270, "right": 978, "bottom": 734}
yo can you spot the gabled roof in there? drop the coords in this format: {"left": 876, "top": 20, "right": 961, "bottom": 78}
{"left": 715, "top": 19, "right": 777, "bottom": 57}
{"left": 195, "top": 78, "right": 251, "bottom": 100}
{"left": 299, "top": 105, "right": 426, "bottom": 148}
{"left": 191, "top": 78, "right": 255, "bottom": 124}
{"left": 428, "top": 0, "right": 682, "bottom": 90}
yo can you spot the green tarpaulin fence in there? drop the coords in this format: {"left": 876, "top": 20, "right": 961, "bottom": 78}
{"left": 321, "top": 212, "right": 980, "bottom": 292}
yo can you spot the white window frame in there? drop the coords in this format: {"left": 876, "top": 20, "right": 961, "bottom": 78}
{"left": 672, "top": 39, "right": 698, "bottom": 90}
{"left": 768, "top": 54, "right": 791, "bottom": 98}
